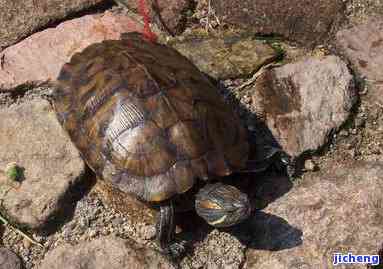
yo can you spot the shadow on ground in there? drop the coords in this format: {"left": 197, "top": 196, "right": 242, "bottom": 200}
{"left": 39, "top": 166, "right": 97, "bottom": 236}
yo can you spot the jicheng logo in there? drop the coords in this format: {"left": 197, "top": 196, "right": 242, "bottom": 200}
{"left": 333, "top": 252, "right": 380, "bottom": 266}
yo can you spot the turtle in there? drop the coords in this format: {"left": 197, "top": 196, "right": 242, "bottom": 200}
{"left": 53, "top": 32, "right": 287, "bottom": 257}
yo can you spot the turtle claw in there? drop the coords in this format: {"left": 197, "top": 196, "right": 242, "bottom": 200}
{"left": 243, "top": 145, "right": 291, "bottom": 174}
{"left": 162, "top": 241, "right": 188, "bottom": 261}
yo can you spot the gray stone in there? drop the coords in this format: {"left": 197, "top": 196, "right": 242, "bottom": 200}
{"left": 0, "top": 11, "right": 147, "bottom": 91}
{"left": 38, "top": 236, "right": 176, "bottom": 269}
{"left": 245, "top": 161, "right": 383, "bottom": 268}
{"left": 336, "top": 17, "right": 383, "bottom": 105}
{"left": 0, "top": 98, "right": 85, "bottom": 229}
{"left": 211, "top": 0, "right": 346, "bottom": 47}
{"left": 170, "top": 33, "right": 278, "bottom": 79}
{"left": 0, "top": 248, "right": 22, "bottom": 269}
{"left": 0, "top": 0, "right": 108, "bottom": 49}
{"left": 251, "top": 55, "right": 356, "bottom": 158}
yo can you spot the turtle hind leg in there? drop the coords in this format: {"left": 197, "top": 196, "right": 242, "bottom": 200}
{"left": 156, "top": 200, "right": 187, "bottom": 260}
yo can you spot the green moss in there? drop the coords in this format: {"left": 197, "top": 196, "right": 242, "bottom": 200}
{"left": 253, "top": 34, "right": 286, "bottom": 63}
{"left": 269, "top": 43, "right": 285, "bottom": 63}
{"left": 5, "top": 164, "right": 23, "bottom": 182}
{"left": 185, "top": 9, "right": 194, "bottom": 17}
{"left": 254, "top": 34, "right": 284, "bottom": 43}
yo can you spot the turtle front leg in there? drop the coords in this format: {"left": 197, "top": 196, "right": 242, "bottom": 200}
{"left": 156, "top": 200, "right": 186, "bottom": 259}
{"left": 241, "top": 145, "right": 293, "bottom": 177}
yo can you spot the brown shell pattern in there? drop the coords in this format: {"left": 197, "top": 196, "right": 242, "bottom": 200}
{"left": 54, "top": 32, "right": 249, "bottom": 202}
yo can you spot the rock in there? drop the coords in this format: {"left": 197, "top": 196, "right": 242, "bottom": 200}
{"left": 251, "top": 55, "right": 355, "bottom": 158}
{"left": 335, "top": 17, "right": 383, "bottom": 105}
{"left": 170, "top": 33, "right": 278, "bottom": 79}
{"left": 0, "top": 248, "right": 22, "bottom": 269}
{"left": 0, "top": 0, "right": 109, "bottom": 49}
{"left": 245, "top": 161, "right": 383, "bottom": 268}
{"left": 211, "top": 0, "right": 346, "bottom": 47}
{"left": 0, "top": 98, "right": 85, "bottom": 230}
{"left": 304, "top": 159, "right": 316, "bottom": 171}
{"left": 0, "top": 11, "right": 147, "bottom": 91}
{"left": 115, "top": 0, "right": 192, "bottom": 35}
{"left": 38, "top": 236, "right": 176, "bottom": 269}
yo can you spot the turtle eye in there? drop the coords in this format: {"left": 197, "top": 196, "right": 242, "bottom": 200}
{"left": 195, "top": 199, "right": 228, "bottom": 226}
{"left": 198, "top": 200, "right": 222, "bottom": 210}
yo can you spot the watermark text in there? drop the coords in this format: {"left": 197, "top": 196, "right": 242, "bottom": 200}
{"left": 333, "top": 252, "right": 380, "bottom": 266}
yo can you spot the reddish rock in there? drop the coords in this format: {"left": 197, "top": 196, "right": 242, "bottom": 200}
{"left": 251, "top": 56, "right": 355, "bottom": 158}
{"left": 116, "top": 0, "right": 192, "bottom": 35}
{"left": 0, "top": 0, "right": 109, "bottom": 49}
{"left": 211, "top": 0, "right": 346, "bottom": 47}
{"left": 336, "top": 17, "right": 383, "bottom": 106}
{"left": 0, "top": 11, "right": 145, "bottom": 91}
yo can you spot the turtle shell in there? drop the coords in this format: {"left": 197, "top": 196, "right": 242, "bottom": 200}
{"left": 54, "top": 32, "right": 249, "bottom": 203}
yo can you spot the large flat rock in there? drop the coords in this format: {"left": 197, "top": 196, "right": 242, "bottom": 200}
{"left": 38, "top": 236, "right": 176, "bottom": 269}
{"left": 170, "top": 33, "right": 278, "bottom": 79}
{"left": 211, "top": 0, "right": 346, "bottom": 47}
{"left": 0, "top": 0, "right": 108, "bottom": 49}
{"left": 336, "top": 17, "right": 383, "bottom": 106}
{"left": 246, "top": 161, "right": 383, "bottom": 268}
{"left": 0, "top": 11, "right": 145, "bottom": 91}
{"left": 0, "top": 98, "right": 85, "bottom": 229}
{"left": 0, "top": 248, "right": 22, "bottom": 269}
{"left": 251, "top": 55, "right": 356, "bottom": 158}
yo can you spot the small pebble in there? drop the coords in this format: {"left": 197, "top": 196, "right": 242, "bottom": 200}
{"left": 22, "top": 238, "right": 32, "bottom": 249}
{"left": 304, "top": 159, "right": 316, "bottom": 171}
{"left": 339, "top": 130, "right": 349, "bottom": 137}
{"left": 87, "top": 230, "right": 98, "bottom": 239}
{"left": 348, "top": 149, "right": 357, "bottom": 158}
{"left": 354, "top": 117, "right": 366, "bottom": 128}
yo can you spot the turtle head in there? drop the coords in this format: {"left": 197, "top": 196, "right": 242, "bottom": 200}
{"left": 195, "top": 183, "right": 251, "bottom": 227}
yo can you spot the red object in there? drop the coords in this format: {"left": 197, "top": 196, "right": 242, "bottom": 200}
{"left": 138, "top": 0, "right": 158, "bottom": 42}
